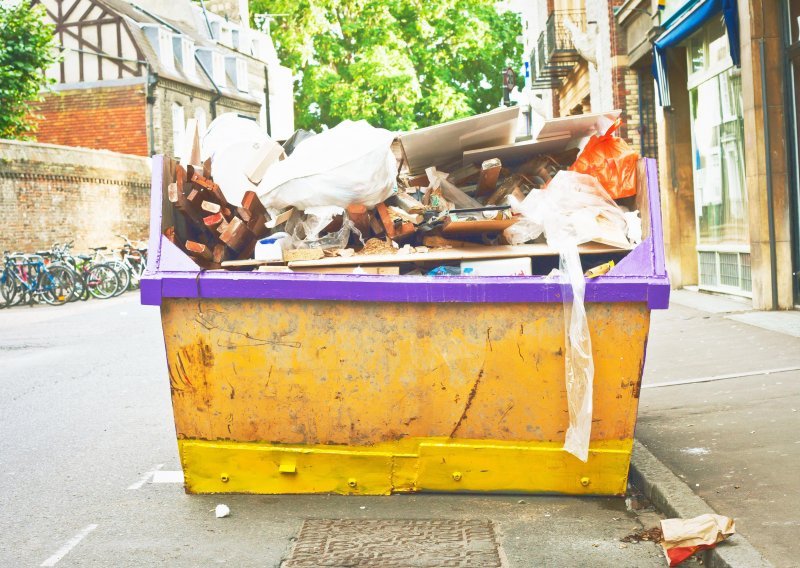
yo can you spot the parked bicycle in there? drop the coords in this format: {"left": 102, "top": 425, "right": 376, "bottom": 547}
{"left": 0, "top": 252, "right": 76, "bottom": 307}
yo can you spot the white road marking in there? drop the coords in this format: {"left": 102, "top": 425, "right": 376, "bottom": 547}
{"left": 151, "top": 470, "right": 184, "bottom": 484}
{"left": 643, "top": 366, "right": 800, "bottom": 389}
{"left": 40, "top": 524, "right": 98, "bottom": 567}
{"left": 127, "top": 464, "right": 164, "bottom": 490}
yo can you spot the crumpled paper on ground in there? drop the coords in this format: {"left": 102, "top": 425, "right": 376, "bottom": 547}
{"left": 660, "top": 514, "right": 735, "bottom": 566}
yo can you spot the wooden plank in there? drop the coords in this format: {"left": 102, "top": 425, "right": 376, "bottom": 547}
{"left": 288, "top": 243, "right": 630, "bottom": 268}
{"left": 257, "top": 266, "right": 401, "bottom": 275}
{"left": 441, "top": 218, "right": 518, "bottom": 236}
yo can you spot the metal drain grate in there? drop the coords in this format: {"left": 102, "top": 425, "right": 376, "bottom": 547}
{"left": 282, "top": 519, "right": 503, "bottom": 567}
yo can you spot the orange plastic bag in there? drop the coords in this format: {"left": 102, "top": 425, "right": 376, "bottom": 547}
{"left": 569, "top": 119, "right": 639, "bottom": 199}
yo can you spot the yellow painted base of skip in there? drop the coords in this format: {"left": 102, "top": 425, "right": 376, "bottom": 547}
{"left": 178, "top": 437, "right": 634, "bottom": 496}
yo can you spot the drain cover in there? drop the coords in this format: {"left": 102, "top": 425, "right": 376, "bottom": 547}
{"left": 283, "top": 519, "right": 503, "bottom": 567}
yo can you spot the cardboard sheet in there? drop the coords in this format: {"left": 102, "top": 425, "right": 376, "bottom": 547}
{"left": 399, "top": 106, "right": 520, "bottom": 173}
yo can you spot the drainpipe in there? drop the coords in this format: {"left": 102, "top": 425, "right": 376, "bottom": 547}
{"left": 263, "top": 65, "right": 272, "bottom": 136}
{"left": 759, "top": 39, "right": 779, "bottom": 310}
{"left": 129, "top": 3, "right": 182, "bottom": 33}
{"left": 198, "top": 0, "right": 215, "bottom": 39}
{"left": 195, "top": 52, "right": 223, "bottom": 119}
{"left": 145, "top": 63, "right": 157, "bottom": 156}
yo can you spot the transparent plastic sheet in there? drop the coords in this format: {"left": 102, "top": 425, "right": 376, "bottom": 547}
{"left": 559, "top": 247, "right": 594, "bottom": 462}
{"left": 425, "top": 167, "right": 483, "bottom": 210}
{"left": 284, "top": 206, "right": 364, "bottom": 250}
{"left": 506, "top": 171, "right": 634, "bottom": 461}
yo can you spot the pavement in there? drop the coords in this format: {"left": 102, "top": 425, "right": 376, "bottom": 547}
{"left": 638, "top": 289, "right": 800, "bottom": 568}
{"left": 0, "top": 289, "right": 796, "bottom": 566}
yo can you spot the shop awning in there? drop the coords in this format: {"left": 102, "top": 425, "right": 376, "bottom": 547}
{"left": 653, "top": 0, "right": 740, "bottom": 106}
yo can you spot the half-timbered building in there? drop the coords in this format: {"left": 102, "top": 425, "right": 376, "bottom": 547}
{"left": 31, "top": 0, "right": 294, "bottom": 157}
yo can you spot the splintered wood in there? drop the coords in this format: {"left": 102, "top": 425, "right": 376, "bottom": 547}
{"left": 165, "top": 164, "right": 266, "bottom": 269}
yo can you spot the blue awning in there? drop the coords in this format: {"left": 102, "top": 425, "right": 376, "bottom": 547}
{"left": 653, "top": 0, "right": 740, "bottom": 106}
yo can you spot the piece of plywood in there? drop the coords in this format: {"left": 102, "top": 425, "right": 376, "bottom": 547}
{"left": 441, "top": 218, "right": 518, "bottom": 236}
{"left": 533, "top": 110, "right": 621, "bottom": 142}
{"left": 399, "top": 107, "right": 520, "bottom": 173}
{"left": 462, "top": 134, "right": 572, "bottom": 166}
{"left": 288, "top": 242, "right": 629, "bottom": 268}
{"left": 459, "top": 119, "right": 517, "bottom": 151}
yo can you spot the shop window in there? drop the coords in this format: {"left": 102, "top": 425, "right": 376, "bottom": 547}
{"left": 686, "top": 23, "right": 750, "bottom": 295}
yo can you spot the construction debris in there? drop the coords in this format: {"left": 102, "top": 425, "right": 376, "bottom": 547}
{"left": 164, "top": 110, "right": 643, "bottom": 276}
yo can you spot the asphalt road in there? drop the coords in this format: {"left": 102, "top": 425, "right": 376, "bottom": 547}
{"left": 0, "top": 295, "right": 666, "bottom": 567}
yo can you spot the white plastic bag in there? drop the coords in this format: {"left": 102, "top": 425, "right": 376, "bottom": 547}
{"left": 202, "top": 114, "right": 277, "bottom": 207}
{"left": 257, "top": 120, "right": 397, "bottom": 210}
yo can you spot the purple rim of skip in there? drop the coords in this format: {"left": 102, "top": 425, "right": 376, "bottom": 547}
{"left": 141, "top": 157, "right": 669, "bottom": 308}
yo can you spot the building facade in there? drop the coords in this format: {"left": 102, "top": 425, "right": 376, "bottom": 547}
{"left": 516, "top": 0, "right": 800, "bottom": 309}
{"left": 31, "top": 0, "right": 294, "bottom": 159}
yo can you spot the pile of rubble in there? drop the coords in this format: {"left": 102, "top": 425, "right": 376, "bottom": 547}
{"left": 164, "top": 107, "right": 643, "bottom": 277}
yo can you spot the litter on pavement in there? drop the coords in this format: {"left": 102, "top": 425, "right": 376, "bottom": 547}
{"left": 660, "top": 514, "right": 735, "bottom": 566}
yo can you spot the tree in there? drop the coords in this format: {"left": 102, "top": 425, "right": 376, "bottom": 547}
{"left": 250, "top": 0, "right": 522, "bottom": 131}
{"left": 0, "top": 2, "right": 57, "bottom": 140}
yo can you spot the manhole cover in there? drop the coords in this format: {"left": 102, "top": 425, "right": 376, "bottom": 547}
{"left": 283, "top": 519, "right": 503, "bottom": 567}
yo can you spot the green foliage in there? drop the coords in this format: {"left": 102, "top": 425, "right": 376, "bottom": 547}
{"left": 250, "top": 0, "right": 522, "bottom": 131}
{"left": 0, "top": 2, "right": 57, "bottom": 140}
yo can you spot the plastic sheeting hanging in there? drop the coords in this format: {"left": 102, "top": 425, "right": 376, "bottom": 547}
{"left": 506, "top": 170, "right": 636, "bottom": 461}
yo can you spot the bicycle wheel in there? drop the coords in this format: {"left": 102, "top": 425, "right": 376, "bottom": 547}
{"left": 86, "top": 264, "right": 120, "bottom": 299}
{"left": 38, "top": 265, "right": 75, "bottom": 306}
{"left": 1, "top": 271, "right": 17, "bottom": 306}
{"left": 107, "top": 261, "right": 130, "bottom": 296}
{"left": 53, "top": 263, "right": 83, "bottom": 302}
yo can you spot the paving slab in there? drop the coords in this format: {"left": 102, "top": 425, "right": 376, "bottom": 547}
{"left": 645, "top": 303, "right": 800, "bottom": 385}
{"left": 726, "top": 311, "right": 800, "bottom": 338}
{"left": 669, "top": 288, "right": 753, "bottom": 314}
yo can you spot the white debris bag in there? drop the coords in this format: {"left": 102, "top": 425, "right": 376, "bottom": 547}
{"left": 507, "top": 171, "right": 634, "bottom": 461}
{"left": 257, "top": 120, "right": 397, "bottom": 210}
{"left": 202, "top": 114, "right": 281, "bottom": 207}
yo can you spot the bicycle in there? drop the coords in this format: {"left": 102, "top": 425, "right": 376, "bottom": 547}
{"left": 1, "top": 252, "right": 76, "bottom": 306}
{"left": 50, "top": 242, "right": 121, "bottom": 300}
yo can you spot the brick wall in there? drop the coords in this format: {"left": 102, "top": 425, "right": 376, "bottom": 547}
{"left": 623, "top": 67, "right": 641, "bottom": 150}
{"left": 0, "top": 140, "right": 151, "bottom": 253}
{"left": 33, "top": 84, "right": 149, "bottom": 156}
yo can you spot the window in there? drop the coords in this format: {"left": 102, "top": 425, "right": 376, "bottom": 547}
{"left": 686, "top": 22, "right": 749, "bottom": 294}
{"left": 172, "top": 103, "right": 185, "bottom": 159}
{"left": 195, "top": 107, "right": 207, "bottom": 136}
{"left": 172, "top": 35, "right": 197, "bottom": 77}
{"left": 225, "top": 56, "right": 249, "bottom": 92}
{"left": 141, "top": 25, "right": 175, "bottom": 70}
{"left": 195, "top": 48, "right": 227, "bottom": 87}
